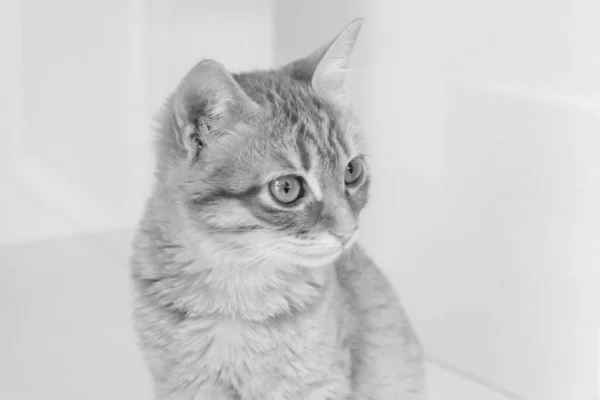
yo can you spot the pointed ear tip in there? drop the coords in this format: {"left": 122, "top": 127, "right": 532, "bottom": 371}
{"left": 347, "top": 18, "right": 364, "bottom": 31}
{"left": 193, "top": 59, "right": 227, "bottom": 73}
{"left": 178, "top": 59, "right": 232, "bottom": 92}
{"left": 176, "top": 59, "right": 228, "bottom": 103}
{"left": 337, "top": 18, "right": 363, "bottom": 42}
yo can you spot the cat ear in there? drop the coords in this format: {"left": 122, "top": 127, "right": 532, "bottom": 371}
{"left": 172, "top": 60, "right": 260, "bottom": 160}
{"left": 283, "top": 19, "right": 362, "bottom": 106}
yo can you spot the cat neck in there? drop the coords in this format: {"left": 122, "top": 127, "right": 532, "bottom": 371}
{"left": 134, "top": 223, "right": 337, "bottom": 323}
{"left": 194, "top": 255, "right": 335, "bottom": 322}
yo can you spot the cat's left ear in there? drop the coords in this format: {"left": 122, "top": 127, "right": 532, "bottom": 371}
{"left": 172, "top": 60, "right": 260, "bottom": 161}
{"left": 282, "top": 19, "right": 362, "bottom": 106}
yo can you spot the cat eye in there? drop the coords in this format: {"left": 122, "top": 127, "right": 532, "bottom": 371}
{"left": 269, "top": 175, "right": 304, "bottom": 205}
{"left": 344, "top": 158, "right": 364, "bottom": 185}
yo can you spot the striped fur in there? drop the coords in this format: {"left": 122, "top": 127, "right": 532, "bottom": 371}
{"left": 131, "top": 19, "right": 426, "bottom": 400}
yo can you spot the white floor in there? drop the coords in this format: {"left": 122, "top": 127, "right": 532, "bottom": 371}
{"left": 0, "top": 186, "right": 515, "bottom": 400}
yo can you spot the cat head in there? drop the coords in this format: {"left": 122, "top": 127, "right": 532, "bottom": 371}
{"left": 161, "top": 19, "right": 368, "bottom": 268}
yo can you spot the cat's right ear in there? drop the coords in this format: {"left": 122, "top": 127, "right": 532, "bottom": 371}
{"left": 282, "top": 19, "right": 362, "bottom": 107}
{"left": 172, "top": 60, "right": 260, "bottom": 161}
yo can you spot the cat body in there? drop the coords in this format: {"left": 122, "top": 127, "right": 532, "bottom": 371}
{"left": 131, "top": 19, "right": 426, "bottom": 400}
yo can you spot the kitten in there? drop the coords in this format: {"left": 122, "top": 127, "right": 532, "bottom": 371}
{"left": 131, "top": 19, "right": 426, "bottom": 400}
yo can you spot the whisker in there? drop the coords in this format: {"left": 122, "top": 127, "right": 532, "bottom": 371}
{"left": 220, "top": 237, "right": 284, "bottom": 255}
{"left": 225, "top": 245, "right": 288, "bottom": 278}
{"left": 203, "top": 237, "right": 286, "bottom": 267}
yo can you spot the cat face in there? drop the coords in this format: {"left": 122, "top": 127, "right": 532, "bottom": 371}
{"left": 181, "top": 80, "right": 369, "bottom": 268}
{"left": 165, "top": 20, "right": 366, "bottom": 268}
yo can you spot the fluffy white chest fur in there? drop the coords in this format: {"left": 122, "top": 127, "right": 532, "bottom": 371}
{"left": 180, "top": 279, "right": 351, "bottom": 399}
{"left": 133, "top": 244, "right": 425, "bottom": 399}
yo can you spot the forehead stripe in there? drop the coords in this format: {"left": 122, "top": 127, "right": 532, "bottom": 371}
{"left": 333, "top": 123, "right": 351, "bottom": 158}
{"left": 295, "top": 124, "right": 312, "bottom": 172}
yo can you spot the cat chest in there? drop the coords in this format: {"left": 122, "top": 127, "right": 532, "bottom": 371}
{"left": 179, "top": 316, "right": 346, "bottom": 384}
{"left": 177, "top": 319, "right": 281, "bottom": 375}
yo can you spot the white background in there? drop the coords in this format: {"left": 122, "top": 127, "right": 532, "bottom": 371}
{"left": 1, "top": 1, "right": 598, "bottom": 399}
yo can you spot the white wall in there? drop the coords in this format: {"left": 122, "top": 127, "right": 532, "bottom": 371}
{"left": 0, "top": 0, "right": 22, "bottom": 173}
{"left": 13, "top": 0, "right": 274, "bottom": 237}
{"left": 19, "top": 0, "right": 135, "bottom": 229}
{"left": 275, "top": 1, "right": 599, "bottom": 400}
